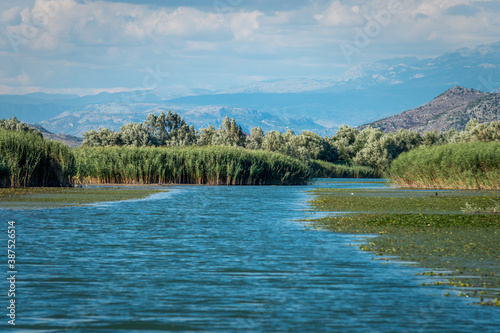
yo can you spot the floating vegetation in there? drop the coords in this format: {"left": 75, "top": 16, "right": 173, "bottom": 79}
{"left": 0, "top": 186, "right": 165, "bottom": 209}
{"left": 461, "top": 198, "right": 500, "bottom": 214}
{"left": 310, "top": 188, "right": 500, "bottom": 213}
{"left": 309, "top": 188, "right": 500, "bottom": 306}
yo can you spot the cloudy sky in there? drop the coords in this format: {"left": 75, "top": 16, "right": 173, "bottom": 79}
{"left": 0, "top": 0, "right": 499, "bottom": 95}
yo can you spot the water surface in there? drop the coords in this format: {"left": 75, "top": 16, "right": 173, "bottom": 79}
{"left": 2, "top": 179, "right": 499, "bottom": 332}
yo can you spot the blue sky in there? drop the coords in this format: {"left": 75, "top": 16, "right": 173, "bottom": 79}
{"left": 0, "top": 0, "right": 499, "bottom": 95}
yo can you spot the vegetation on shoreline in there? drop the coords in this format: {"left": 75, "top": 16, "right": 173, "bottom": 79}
{"left": 0, "top": 128, "right": 75, "bottom": 187}
{"left": 2, "top": 114, "right": 500, "bottom": 188}
{"left": 81, "top": 111, "right": 499, "bottom": 175}
{"left": 1, "top": 117, "right": 376, "bottom": 187}
{"left": 73, "top": 146, "right": 378, "bottom": 185}
{"left": 74, "top": 146, "right": 311, "bottom": 185}
{"left": 390, "top": 142, "right": 500, "bottom": 190}
{"left": 0, "top": 186, "right": 165, "bottom": 209}
{"left": 308, "top": 188, "right": 500, "bottom": 305}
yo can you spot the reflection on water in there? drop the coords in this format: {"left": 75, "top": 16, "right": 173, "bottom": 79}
{"left": 2, "top": 179, "right": 499, "bottom": 332}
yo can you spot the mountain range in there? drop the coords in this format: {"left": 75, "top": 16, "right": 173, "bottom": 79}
{"left": 1, "top": 42, "right": 499, "bottom": 138}
{"left": 360, "top": 87, "right": 500, "bottom": 133}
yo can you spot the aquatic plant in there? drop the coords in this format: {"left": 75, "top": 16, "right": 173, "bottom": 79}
{"left": 390, "top": 142, "right": 500, "bottom": 190}
{"left": 309, "top": 188, "right": 500, "bottom": 305}
{"left": 461, "top": 198, "right": 500, "bottom": 214}
{"left": 74, "top": 145, "right": 311, "bottom": 185}
{"left": 0, "top": 129, "right": 75, "bottom": 187}
{"left": 307, "top": 160, "right": 379, "bottom": 179}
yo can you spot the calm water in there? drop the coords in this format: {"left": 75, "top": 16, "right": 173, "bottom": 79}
{"left": 2, "top": 179, "right": 499, "bottom": 332}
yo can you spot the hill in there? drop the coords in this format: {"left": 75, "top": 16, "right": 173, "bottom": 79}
{"left": 360, "top": 87, "right": 500, "bottom": 133}
{"left": 0, "top": 42, "right": 499, "bottom": 135}
{"left": 26, "top": 123, "right": 83, "bottom": 148}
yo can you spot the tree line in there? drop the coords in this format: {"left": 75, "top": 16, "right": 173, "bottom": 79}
{"left": 0, "top": 116, "right": 377, "bottom": 188}
{"left": 83, "top": 111, "right": 500, "bottom": 173}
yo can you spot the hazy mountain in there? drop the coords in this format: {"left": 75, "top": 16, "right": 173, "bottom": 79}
{"left": 39, "top": 103, "right": 331, "bottom": 137}
{"left": 26, "top": 123, "right": 83, "bottom": 148}
{"left": 360, "top": 87, "right": 500, "bottom": 133}
{"left": 1, "top": 42, "right": 499, "bottom": 136}
{"left": 167, "top": 42, "right": 500, "bottom": 128}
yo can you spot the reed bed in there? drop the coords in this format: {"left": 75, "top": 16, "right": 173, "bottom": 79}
{"left": 0, "top": 128, "right": 382, "bottom": 188}
{"left": 308, "top": 159, "right": 379, "bottom": 179}
{"left": 390, "top": 142, "right": 500, "bottom": 190}
{"left": 0, "top": 129, "right": 75, "bottom": 187}
{"left": 74, "top": 146, "right": 312, "bottom": 185}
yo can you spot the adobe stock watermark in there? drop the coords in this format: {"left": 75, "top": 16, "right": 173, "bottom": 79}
{"left": 213, "top": 0, "right": 244, "bottom": 16}
{"left": 340, "top": 0, "right": 413, "bottom": 64}
{"left": 7, "top": 0, "right": 63, "bottom": 54}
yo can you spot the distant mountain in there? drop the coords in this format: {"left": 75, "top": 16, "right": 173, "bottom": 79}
{"left": 0, "top": 42, "right": 499, "bottom": 135}
{"left": 167, "top": 42, "right": 500, "bottom": 128}
{"left": 360, "top": 87, "right": 500, "bottom": 133}
{"left": 26, "top": 123, "right": 83, "bottom": 148}
{"left": 222, "top": 79, "right": 335, "bottom": 94}
{"left": 38, "top": 104, "right": 331, "bottom": 137}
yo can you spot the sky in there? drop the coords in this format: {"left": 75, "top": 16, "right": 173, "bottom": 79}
{"left": 0, "top": 0, "right": 499, "bottom": 95}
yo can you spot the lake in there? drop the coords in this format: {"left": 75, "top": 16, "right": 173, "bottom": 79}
{"left": 2, "top": 179, "right": 499, "bottom": 332}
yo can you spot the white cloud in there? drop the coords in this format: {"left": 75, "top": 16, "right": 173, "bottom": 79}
{"left": 315, "top": 1, "right": 365, "bottom": 27}
{"left": 0, "top": 6, "right": 21, "bottom": 24}
{"left": 0, "top": 69, "right": 31, "bottom": 85}
{"left": 0, "top": 0, "right": 499, "bottom": 93}
{"left": 230, "top": 11, "right": 262, "bottom": 40}
{"left": 2, "top": 0, "right": 264, "bottom": 52}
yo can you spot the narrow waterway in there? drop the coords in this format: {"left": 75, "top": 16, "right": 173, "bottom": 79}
{"left": 2, "top": 180, "right": 499, "bottom": 332}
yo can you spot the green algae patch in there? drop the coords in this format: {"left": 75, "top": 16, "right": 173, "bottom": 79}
{"left": 309, "top": 188, "right": 500, "bottom": 306}
{"left": 0, "top": 186, "right": 166, "bottom": 209}
{"left": 311, "top": 188, "right": 500, "bottom": 214}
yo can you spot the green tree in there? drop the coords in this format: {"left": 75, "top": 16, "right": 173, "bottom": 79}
{"left": 353, "top": 129, "right": 422, "bottom": 172}
{"left": 0, "top": 117, "right": 42, "bottom": 136}
{"left": 246, "top": 127, "right": 264, "bottom": 150}
{"left": 333, "top": 125, "right": 360, "bottom": 160}
{"left": 212, "top": 116, "right": 246, "bottom": 147}
{"left": 119, "top": 122, "right": 153, "bottom": 147}
{"left": 198, "top": 125, "right": 217, "bottom": 146}
{"left": 422, "top": 130, "right": 445, "bottom": 146}
{"left": 83, "top": 128, "right": 122, "bottom": 147}
{"left": 262, "top": 130, "right": 286, "bottom": 153}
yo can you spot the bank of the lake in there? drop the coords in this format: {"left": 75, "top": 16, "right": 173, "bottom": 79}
{"left": 0, "top": 127, "right": 377, "bottom": 188}
{"left": 309, "top": 187, "right": 500, "bottom": 306}
{"left": 0, "top": 186, "right": 166, "bottom": 209}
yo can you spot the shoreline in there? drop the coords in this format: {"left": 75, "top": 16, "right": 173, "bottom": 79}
{"left": 0, "top": 186, "right": 167, "bottom": 209}
{"left": 309, "top": 188, "right": 500, "bottom": 306}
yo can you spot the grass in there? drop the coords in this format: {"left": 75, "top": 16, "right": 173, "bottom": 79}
{"left": 74, "top": 145, "right": 311, "bottom": 185}
{"left": 308, "top": 188, "right": 500, "bottom": 306}
{"left": 0, "top": 129, "right": 75, "bottom": 187}
{"left": 390, "top": 142, "right": 500, "bottom": 190}
{"left": 1, "top": 128, "right": 381, "bottom": 188}
{"left": 308, "top": 159, "right": 379, "bottom": 179}
{"left": 0, "top": 186, "right": 165, "bottom": 209}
